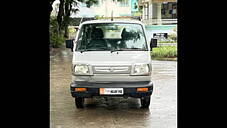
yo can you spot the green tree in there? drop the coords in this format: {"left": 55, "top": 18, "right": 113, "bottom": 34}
{"left": 63, "top": 0, "right": 79, "bottom": 38}
{"left": 57, "top": 0, "right": 65, "bottom": 34}
{"left": 50, "top": 17, "right": 65, "bottom": 48}
{"left": 62, "top": 0, "right": 98, "bottom": 38}
{"left": 49, "top": 0, "right": 56, "bottom": 45}
{"left": 49, "top": 0, "right": 98, "bottom": 47}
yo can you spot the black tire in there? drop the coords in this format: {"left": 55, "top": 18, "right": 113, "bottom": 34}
{"left": 75, "top": 97, "right": 84, "bottom": 108}
{"left": 140, "top": 96, "right": 151, "bottom": 108}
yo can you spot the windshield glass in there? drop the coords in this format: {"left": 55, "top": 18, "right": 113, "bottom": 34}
{"left": 76, "top": 23, "right": 148, "bottom": 51}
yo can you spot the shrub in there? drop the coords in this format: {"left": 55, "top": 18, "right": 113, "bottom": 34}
{"left": 151, "top": 46, "right": 177, "bottom": 58}
{"left": 50, "top": 17, "right": 65, "bottom": 48}
{"left": 50, "top": 33, "right": 65, "bottom": 48}
{"left": 168, "top": 32, "right": 177, "bottom": 42}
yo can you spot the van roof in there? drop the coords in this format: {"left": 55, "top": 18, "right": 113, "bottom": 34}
{"left": 80, "top": 20, "right": 145, "bottom": 26}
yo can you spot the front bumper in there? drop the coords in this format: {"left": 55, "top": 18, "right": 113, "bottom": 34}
{"left": 70, "top": 81, "right": 153, "bottom": 98}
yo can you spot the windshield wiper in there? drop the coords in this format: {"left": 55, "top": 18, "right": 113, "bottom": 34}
{"left": 110, "top": 48, "right": 145, "bottom": 53}
{"left": 79, "top": 49, "right": 95, "bottom": 53}
{"left": 80, "top": 49, "right": 109, "bottom": 53}
{"left": 110, "top": 49, "right": 116, "bottom": 53}
{"left": 120, "top": 48, "right": 145, "bottom": 51}
{"left": 79, "top": 49, "right": 87, "bottom": 53}
{"left": 110, "top": 48, "right": 123, "bottom": 53}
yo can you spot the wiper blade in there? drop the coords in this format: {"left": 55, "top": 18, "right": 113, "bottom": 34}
{"left": 79, "top": 49, "right": 94, "bottom": 53}
{"left": 110, "top": 49, "right": 123, "bottom": 53}
{"left": 110, "top": 49, "right": 116, "bottom": 53}
{"left": 80, "top": 49, "right": 109, "bottom": 53}
{"left": 80, "top": 49, "right": 87, "bottom": 53}
{"left": 120, "top": 48, "right": 145, "bottom": 51}
{"left": 129, "top": 48, "right": 141, "bottom": 49}
{"left": 110, "top": 48, "right": 144, "bottom": 53}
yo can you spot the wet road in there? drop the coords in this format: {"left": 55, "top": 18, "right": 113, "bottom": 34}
{"left": 50, "top": 47, "right": 177, "bottom": 128}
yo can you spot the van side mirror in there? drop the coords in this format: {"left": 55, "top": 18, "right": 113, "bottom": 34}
{"left": 65, "top": 39, "right": 74, "bottom": 52}
{"left": 75, "top": 26, "right": 79, "bottom": 31}
{"left": 150, "top": 38, "right": 157, "bottom": 51}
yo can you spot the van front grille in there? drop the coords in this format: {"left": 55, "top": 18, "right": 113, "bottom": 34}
{"left": 93, "top": 66, "right": 131, "bottom": 74}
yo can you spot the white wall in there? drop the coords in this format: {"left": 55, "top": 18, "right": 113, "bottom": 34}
{"left": 90, "top": 0, "right": 132, "bottom": 17}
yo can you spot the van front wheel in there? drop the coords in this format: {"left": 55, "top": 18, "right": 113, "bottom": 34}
{"left": 140, "top": 96, "right": 150, "bottom": 108}
{"left": 75, "top": 97, "right": 84, "bottom": 108}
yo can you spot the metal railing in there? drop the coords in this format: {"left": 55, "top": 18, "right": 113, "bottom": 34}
{"left": 157, "top": 43, "right": 177, "bottom": 46}
{"left": 142, "top": 19, "right": 177, "bottom": 25}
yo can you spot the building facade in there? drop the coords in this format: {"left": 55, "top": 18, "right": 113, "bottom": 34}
{"left": 139, "top": 0, "right": 177, "bottom": 25}
{"left": 90, "top": 0, "right": 132, "bottom": 17}
{"left": 76, "top": 0, "right": 141, "bottom": 19}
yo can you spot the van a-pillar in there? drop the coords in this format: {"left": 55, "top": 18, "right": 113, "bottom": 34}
{"left": 152, "top": 2, "right": 162, "bottom": 25}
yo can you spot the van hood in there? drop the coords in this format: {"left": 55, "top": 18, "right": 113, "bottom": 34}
{"left": 72, "top": 51, "right": 151, "bottom": 65}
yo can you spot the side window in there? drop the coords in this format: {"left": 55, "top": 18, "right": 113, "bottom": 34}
{"left": 76, "top": 25, "right": 93, "bottom": 50}
{"left": 76, "top": 28, "right": 83, "bottom": 50}
{"left": 77, "top": 26, "right": 87, "bottom": 50}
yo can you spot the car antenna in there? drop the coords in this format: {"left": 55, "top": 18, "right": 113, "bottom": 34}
{"left": 111, "top": 11, "right": 113, "bottom": 21}
{"left": 80, "top": 17, "right": 83, "bottom": 24}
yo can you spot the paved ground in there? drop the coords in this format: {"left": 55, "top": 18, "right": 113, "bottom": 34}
{"left": 50, "top": 47, "right": 177, "bottom": 128}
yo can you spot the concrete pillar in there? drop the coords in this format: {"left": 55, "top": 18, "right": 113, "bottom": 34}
{"left": 142, "top": 5, "right": 146, "bottom": 20}
{"left": 148, "top": 2, "right": 153, "bottom": 21}
{"left": 152, "top": 3, "right": 162, "bottom": 25}
{"left": 156, "top": 3, "right": 162, "bottom": 25}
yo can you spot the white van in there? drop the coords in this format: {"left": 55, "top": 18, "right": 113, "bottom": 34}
{"left": 66, "top": 20, "right": 157, "bottom": 108}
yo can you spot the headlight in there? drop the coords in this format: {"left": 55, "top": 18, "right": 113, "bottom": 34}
{"left": 74, "top": 65, "right": 90, "bottom": 75}
{"left": 132, "top": 64, "right": 150, "bottom": 75}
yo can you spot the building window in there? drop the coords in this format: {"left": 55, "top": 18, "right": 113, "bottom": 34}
{"left": 131, "top": 0, "right": 138, "bottom": 12}
{"left": 161, "top": 2, "right": 177, "bottom": 19}
{"left": 172, "top": 3, "right": 177, "bottom": 18}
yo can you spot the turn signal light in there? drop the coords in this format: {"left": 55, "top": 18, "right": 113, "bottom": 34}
{"left": 137, "top": 88, "right": 148, "bottom": 92}
{"left": 75, "top": 88, "right": 87, "bottom": 92}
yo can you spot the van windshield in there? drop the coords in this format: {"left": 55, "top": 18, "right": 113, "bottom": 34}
{"left": 76, "top": 23, "right": 148, "bottom": 51}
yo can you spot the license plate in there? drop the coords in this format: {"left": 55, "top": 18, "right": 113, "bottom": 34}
{"left": 100, "top": 88, "right": 123, "bottom": 95}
